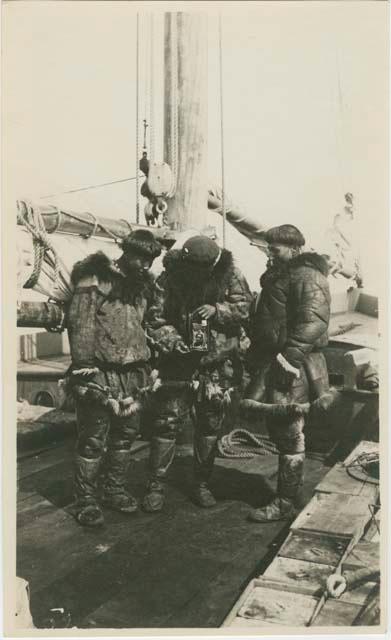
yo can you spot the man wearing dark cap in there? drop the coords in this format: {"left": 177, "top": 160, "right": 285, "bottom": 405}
{"left": 67, "top": 230, "right": 162, "bottom": 527}
{"left": 246, "top": 224, "right": 331, "bottom": 522}
{"left": 143, "top": 235, "right": 252, "bottom": 511}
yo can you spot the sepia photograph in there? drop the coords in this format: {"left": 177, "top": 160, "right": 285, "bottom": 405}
{"left": 2, "top": 0, "right": 388, "bottom": 635}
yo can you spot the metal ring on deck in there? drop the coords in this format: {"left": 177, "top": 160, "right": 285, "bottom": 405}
{"left": 156, "top": 200, "right": 168, "bottom": 215}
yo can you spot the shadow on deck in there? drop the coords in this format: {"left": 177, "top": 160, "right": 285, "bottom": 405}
{"left": 17, "top": 441, "right": 328, "bottom": 630}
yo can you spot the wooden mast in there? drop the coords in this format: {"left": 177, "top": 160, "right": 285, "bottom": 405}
{"left": 164, "top": 12, "right": 208, "bottom": 231}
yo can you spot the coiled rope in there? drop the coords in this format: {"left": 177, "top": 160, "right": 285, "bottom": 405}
{"left": 346, "top": 452, "right": 379, "bottom": 485}
{"left": 17, "top": 201, "right": 60, "bottom": 294}
{"left": 218, "top": 428, "right": 278, "bottom": 458}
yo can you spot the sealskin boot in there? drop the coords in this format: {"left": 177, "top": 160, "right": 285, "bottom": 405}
{"left": 101, "top": 448, "right": 138, "bottom": 513}
{"left": 74, "top": 456, "right": 105, "bottom": 527}
{"left": 142, "top": 437, "right": 176, "bottom": 513}
{"left": 249, "top": 453, "right": 305, "bottom": 523}
{"left": 193, "top": 435, "right": 218, "bottom": 508}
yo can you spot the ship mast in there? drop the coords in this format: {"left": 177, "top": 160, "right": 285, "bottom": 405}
{"left": 164, "top": 12, "right": 208, "bottom": 231}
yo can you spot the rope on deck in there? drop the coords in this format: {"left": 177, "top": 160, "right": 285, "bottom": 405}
{"left": 217, "top": 428, "right": 278, "bottom": 458}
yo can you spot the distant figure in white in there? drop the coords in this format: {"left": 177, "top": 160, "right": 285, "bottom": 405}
{"left": 324, "top": 192, "right": 363, "bottom": 288}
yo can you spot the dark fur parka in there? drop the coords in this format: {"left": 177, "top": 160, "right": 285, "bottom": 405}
{"left": 146, "top": 248, "right": 252, "bottom": 357}
{"left": 250, "top": 252, "right": 331, "bottom": 369}
{"left": 71, "top": 251, "right": 155, "bottom": 305}
{"left": 68, "top": 251, "right": 156, "bottom": 367}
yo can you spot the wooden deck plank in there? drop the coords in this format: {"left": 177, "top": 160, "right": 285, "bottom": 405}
{"left": 278, "top": 531, "right": 348, "bottom": 566}
{"left": 18, "top": 456, "right": 188, "bottom": 602}
{"left": 338, "top": 581, "right": 378, "bottom": 607}
{"left": 162, "top": 524, "right": 291, "bottom": 628}
{"left": 237, "top": 585, "right": 318, "bottom": 626}
{"left": 290, "top": 493, "right": 373, "bottom": 538}
{"left": 65, "top": 494, "right": 279, "bottom": 629}
{"left": 315, "top": 463, "right": 378, "bottom": 499}
{"left": 263, "top": 557, "right": 334, "bottom": 595}
{"left": 314, "top": 599, "right": 362, "bottom": 626}
{"left": 81, "top": 550, "right": 222, "bottom": 629}
{"left": 17, "top": 438, "right": 331, "bottom": 629}
{"left": 18, "top": 442, "right": 74, "bottom": 481}
{"left": 343, "top": 440, "right": 379, "bottom": 467}
{"left": 17, "top": 494, "right": 60, "bottom": 529}
{"left": 344, "top": 540, "right": 380, "bottom": 571}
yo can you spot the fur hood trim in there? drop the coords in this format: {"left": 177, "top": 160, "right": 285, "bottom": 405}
{"left": 71, "top": 251, "right": 117, "bottom": 286}
{"left": 260, "top": 251, "right": 329, "bottom": 286}
{"left": 70, "top": 251, "right": 155, "bottom": 300}
{"left": 290, "top": 252, "right": 329, "bottom": 276}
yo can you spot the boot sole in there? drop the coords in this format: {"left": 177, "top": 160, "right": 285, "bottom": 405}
{"left": 248, "top": 510, "right": 296, "bottom": 523}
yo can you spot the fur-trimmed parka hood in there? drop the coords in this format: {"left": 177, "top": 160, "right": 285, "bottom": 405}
{"left": 71, "top": 251, "right": 116, "bottom": 286}
{"left": 289, "top": 252, "right": 329, "bottom": 276}
{"left": 260, "top": 251, "right": 329, "bottom": 286}
{"left": 71, "top": 251, "right": 154, "bottom": 302}
{"left": 162, "top": 247, "right": 235, "bottom": 289}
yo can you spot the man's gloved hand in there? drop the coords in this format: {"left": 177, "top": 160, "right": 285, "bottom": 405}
{"left": 272, "top": 353, "right": 300, "bottom": 391}
{"left": 327, "top": 573, "right": 347, "bottom": 598}
{"left": 174, "top": 340, "right": 190, "bottom": 355}
{"left": 194, "top": 304, "right": 216, "bottom": 320}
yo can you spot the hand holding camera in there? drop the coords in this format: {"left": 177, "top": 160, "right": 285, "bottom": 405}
{"left": 194, "top": 304, "right": 216, "bottom": 320}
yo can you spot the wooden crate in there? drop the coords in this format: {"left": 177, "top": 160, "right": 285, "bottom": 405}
{"left": 223, "top": 439, "right": 380, "bottom": 629}
{"left": 315, "top": 462, "right": 378, "bottom": 499}
{"left": 223, "top": 577, "right": 318, "bottom": 628}
{"left": 290, "top": 492, "right": 373, "bottom": 538}
{"left": 278, "top": 530, "right": 348, "bottom": 566}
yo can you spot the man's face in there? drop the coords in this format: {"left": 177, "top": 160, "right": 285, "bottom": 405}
{"left": 121, "top": 252, "right": 153, "bottom": 278}
{"left": 267, "top": 243, "right": 295, "bottom": 265}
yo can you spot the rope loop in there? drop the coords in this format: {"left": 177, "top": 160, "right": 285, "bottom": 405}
{"left": 118, "top": 219, "right": 133, "bottom": 236}
{"left": 80, "top": 211, "right": 98, "bottom": 239}
{"left": 17, "top": 200, "right": 60, "bottom": 293}
{"left": 218, "top": 428, "right": 278, "bottom": 459}
{"left": 50, "top": 206, "right": 63, "bottom": 234}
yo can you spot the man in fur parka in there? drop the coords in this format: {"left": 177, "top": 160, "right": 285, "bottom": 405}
{"left": 245, "top": 224, "right": 331, "bottom": 522}
{"left": 67, "top": 229, "right": 162, "bottom": 527}
{"left": 143, "top": 235, "right": 252, "bottom": 511}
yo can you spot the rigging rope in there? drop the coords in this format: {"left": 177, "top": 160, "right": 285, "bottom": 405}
{"left": 168, "top": 12, "right": 179, "bottom": 197}
{"left": 135, "top": 13, "right": 140, "bottom": 223}
{"left": 149, "top": 14, "right": 155, "bottom": 163}
{"left": 218, "top": 15, "right": 227, "bottom": 249}
{"left": 143, "top": 14, "right": 150, "bottom": 146}
{"left": 17, "top": 201, "right": 60, "bottom": 294}
{"left": 38, "top": 175, "right": 143, "bottom": 200}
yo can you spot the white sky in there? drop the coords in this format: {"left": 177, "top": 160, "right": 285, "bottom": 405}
{"left": 4, "top": 1, "right": 388, "bottom": 293}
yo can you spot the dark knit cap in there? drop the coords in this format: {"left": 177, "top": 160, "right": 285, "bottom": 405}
{"left": 181, "top": 235, "right": 220, "bottom": 266}
{"left": 264, "top": 224, "right": 305, "bottom": 247}
{"left": 121, "top": 229, "right": 162, "bottom": 259}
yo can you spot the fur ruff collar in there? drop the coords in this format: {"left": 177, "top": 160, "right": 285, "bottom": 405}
{"left": 260, "top": 251, "right": 329, "bottom": 286}
{"left": 71, "top": 251, "right": 154, "bottom": 302}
